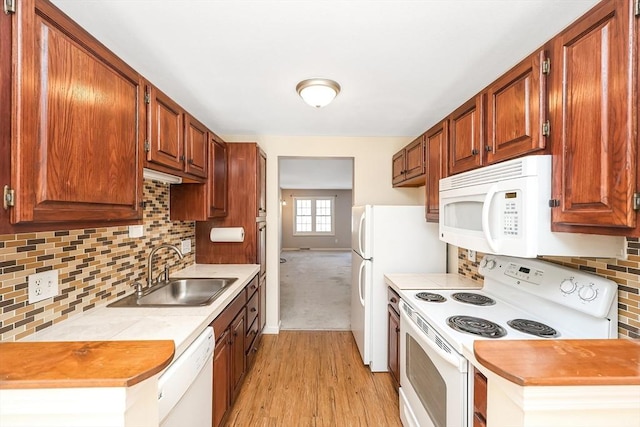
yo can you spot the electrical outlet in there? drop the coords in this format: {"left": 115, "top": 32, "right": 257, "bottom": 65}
{"left": 468, "top": 250, "right": 477, "bottom": 263}
{"left": 28, "top": 270, "right": 59, "bottom": 304}
{"left": 128, "top": 225, "right": 144, "bottom": 238}
{"left": 181, "top": 239, "right": 192, "bottom": 254}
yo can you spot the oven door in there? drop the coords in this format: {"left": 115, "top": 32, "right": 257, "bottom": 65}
{"left": 399, "top": 302, "right": 468, "bottom": 427}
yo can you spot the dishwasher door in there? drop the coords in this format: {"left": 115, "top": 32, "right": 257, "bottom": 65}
{"left": 158, "top": 327, "right": 214, "bottom": 427}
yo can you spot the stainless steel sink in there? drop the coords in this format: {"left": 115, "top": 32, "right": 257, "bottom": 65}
{"left": 107, "top": 277, "right": 237, "bottom": 307}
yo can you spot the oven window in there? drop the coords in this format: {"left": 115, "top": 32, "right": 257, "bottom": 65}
{"left": 407, "top": 334, "right": 447, "bottom": 427}
{"left": 443, "top": 201, "right": 482, "bottom": 231}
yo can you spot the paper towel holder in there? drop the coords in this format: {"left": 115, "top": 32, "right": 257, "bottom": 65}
{"left": 210, "top": 227, "right": 245, "bottom": 243}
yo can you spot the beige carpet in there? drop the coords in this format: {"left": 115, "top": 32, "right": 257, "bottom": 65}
{"left": 279, "top": 250, "right": 351, "bottom": 330}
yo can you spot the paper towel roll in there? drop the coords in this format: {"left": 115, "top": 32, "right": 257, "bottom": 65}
{"left": 210, "top": 227, "right": 245, "bottom": 242}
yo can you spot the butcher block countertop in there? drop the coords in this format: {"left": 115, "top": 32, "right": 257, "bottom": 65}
{"left": 474, "top": 339, "right": 640, "bottom": 386}
{"left": 0, "top": 340, "right": 174, "bottom": 389}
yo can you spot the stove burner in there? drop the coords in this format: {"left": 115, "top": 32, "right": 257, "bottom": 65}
{"left": 415, "top": 292, "right": 446, "bottom": 303}
{"left": 507, "top": 319, "right": 559, "bottom": 338}
{"left": 447, "top": 315, "right": 507, "bottom": 338}
{"left": 451, "top": 292, "right": 495, "bottom": 306}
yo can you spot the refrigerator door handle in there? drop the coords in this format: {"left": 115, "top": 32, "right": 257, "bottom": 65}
{"left": 358, "top": 213, "right": 366, "bottom": 257}
{"left": 358, "top": 261, "right": 366, "bottom": 306}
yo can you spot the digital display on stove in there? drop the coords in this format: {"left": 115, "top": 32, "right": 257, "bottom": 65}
{"left": 504, "top": 192, "right": 517, "bottom": 199}
{"left": 519, "top": 266, "right": 530, "bottom": 273}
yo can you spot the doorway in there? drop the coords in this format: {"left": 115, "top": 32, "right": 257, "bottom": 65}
{"left": 278, "top": 157, "right": 354, "bottom": 330}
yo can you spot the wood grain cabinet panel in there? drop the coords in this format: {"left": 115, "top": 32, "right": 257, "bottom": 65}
{"left": 486, "top": 49, "right": 548, "bottom": 164}
{"left": 387, "top": 287, "right": 400, "bottom": 390}
{"left": 184, "top": 114, "right": 208, "bottom": 178}
{"left": 449, "top": 95, "right": 484, "bottom": 175}
{"left": 425, "top": 120, "right": 448, "bottom": 222}
{"left": 550, "top": 0, "right": 638, "bottom": 234}
{"left": 8, "top": 0, "right": 143, "bottom": 224}
{"left": 209, "top": 134, "right": 229, "bottom": 218}
{"left": 212, "top": 329, "right": 230, "bottom": 427}
{"left": 146, "top": 85, "right": 184, "bottom": 172}
{"left": 392, "top": 136, "right": 426, "bottom": 187}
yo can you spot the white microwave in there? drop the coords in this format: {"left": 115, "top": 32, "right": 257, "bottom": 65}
{"left": 439, "top": 155, "right": 625, "bottom": 258}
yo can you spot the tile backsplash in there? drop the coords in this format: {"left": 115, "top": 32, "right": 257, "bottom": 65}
{"left": 457, "top": 238, "right": 640, "bottom": 339}
{"left": 0, "top": 180, "right": 195, "bottom": 342}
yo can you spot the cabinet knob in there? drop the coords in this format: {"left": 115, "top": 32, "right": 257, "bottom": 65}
{"left": 187, "top": 158, "right": 194, "bottom": 164}
{"left": 471, "top": 149, "right": 479, "bottom": 155}
{"left": 250, "top": 307, "right": 257, "bottom": 313}
{"left": 396, "top": 327, "right": 400, "bottom": 333}
{"left": 390, "top": 297, "right": 397, "bottom": 304}
{"left": 179, "top": 155, "right": 185, "bottom": 161}
{"left": 485, "top": 146, "right": 492, "bottom": 152}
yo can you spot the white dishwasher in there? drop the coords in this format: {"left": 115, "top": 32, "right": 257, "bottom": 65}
{"left": 158, "top": 327, "right": 214, "bottom": 427}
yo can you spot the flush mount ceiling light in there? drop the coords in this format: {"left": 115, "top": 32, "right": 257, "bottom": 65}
{"left": 296, "top": 78, "right": 341, "bottom": 108}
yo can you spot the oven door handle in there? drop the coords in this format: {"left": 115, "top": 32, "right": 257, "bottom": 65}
{"left": 401, "top": 307, "right": 465, "bottom": 370}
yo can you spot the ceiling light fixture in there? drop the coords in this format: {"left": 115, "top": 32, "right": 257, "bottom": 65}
{"left": 296, "top": 78, "right": 341, "bottom": 108}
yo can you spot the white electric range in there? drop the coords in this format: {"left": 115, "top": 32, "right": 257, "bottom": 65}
{"left": 396, "top": 255, "right": 619, "bottom": 427}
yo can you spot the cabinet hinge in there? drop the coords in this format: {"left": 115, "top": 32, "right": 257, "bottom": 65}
{"left": 549, "top": 199, "right": 560, "bottom": 208}
{"left": 635, "top": 0, "right": 640, "bottom": 17}
{"left": 542, "top": 120, "right": 551, "bottom": 137}
{"left": 542, "top": 58, "right": 551, "bottom": 75}
{"left": 633, "top": 192, "right": 640, "bottom": 211}
{"left": 3, "top": 0, "right": 15, "bottom": 14}
{"left": 144, "top": 92, "right": 150, "bottom": 104}
{"left": 144, "top": 140, "right": 150, "bottom": 152}
{"left": 3, "top": 185, "right": 15, "bottom": 209}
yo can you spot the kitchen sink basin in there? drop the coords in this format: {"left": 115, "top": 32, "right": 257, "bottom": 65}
{"left": 107, "top": 277, "right": 237, "bottom": 307}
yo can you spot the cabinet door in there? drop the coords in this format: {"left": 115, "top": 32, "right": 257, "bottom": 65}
{"left": 391, "top": 150, "right": 406, "bottom": 185}
{"left": 212, "top": 329, "right": 230, "bottom": 427}
{"left": 209, "top": 135, "right": 228, "bottom": 218}
{"left": 387, "top": 305, "right": 400, "bottom": 389}
{"left": 404, "top": 136, "right": 426, "bottom": 181}
{"left": 10, "top": 0, "right": 142, "bottom": 224}
{"left": 257, "top": 149, "right": 267, "bottom": 217}
{"left": 473, "top": 369, "right": 488, "bottom": 427}
{"left": 425, "top": 120, "right": 448, "bottom": 222}
{"left": 258, "top": 222, "right": 267, "bottom": 280}
{"left": 486, "top": 49, "right": 548, "bottom": 164}
{"left": 147, "top": 85, "right": 184, "bottom": 172}
{"left": 259, "top": 276, "right": 266, "bottom": 332}
{"left": 184, "top": 114, "right": 208, "bottom": 178}
{"left": 449, "top": 95, "right": 484, "bottom": 175}
{"left": 550, "top": 0, "right": 637, "bottom": 231}
{"left": 230, "top": 311, "right": 246, "bottom": 401}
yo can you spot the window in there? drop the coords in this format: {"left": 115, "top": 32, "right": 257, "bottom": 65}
{"left": 293, "top": 197, "right": 335, "bottom": 235}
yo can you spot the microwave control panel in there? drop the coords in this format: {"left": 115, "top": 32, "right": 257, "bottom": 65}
{"left": 500, "top": 191, "right": 521, "bottom": 237}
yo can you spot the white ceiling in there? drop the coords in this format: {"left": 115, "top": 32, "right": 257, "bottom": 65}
{"left": 279, "top": 158, "right": 353, "bottom": 190}
{"left": 51, "top": 0, "right": 600, "bottom": 138}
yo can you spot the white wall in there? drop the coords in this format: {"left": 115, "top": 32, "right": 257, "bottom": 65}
{"left": 223, "top": 135, "right": 424, "bottom": 332}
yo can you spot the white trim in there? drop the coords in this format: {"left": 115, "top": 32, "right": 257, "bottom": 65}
{"left": 292, "top": 196, "right": 336, "bottom": 236}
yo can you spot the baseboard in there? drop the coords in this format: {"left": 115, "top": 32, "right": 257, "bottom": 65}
{"left": 262, "top": 321, "right": 281, "bottom": 334}
{"left": 281, "top": 248, "right": 351, "bottom": 251}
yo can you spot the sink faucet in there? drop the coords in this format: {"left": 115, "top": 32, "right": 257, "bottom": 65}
{"left": 147, "top": 243, "right": 184, "bottom": 288}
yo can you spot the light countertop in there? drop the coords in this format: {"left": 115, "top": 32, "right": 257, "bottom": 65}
{"left": 384, "top": 273, "right": 482, "bottom": 293}
{"left": 21, "top": 264, "right": 260, "bottom": 363}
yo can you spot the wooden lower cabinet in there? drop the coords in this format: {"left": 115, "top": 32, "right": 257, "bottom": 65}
{"left": 473, "top": 368, "right": 488, "bottom": 427}
{"left": 387, "top": 287, "right": 401, "bottom": 389}
{"left": 210, "top": 275, "right": 261, "bottom": 427}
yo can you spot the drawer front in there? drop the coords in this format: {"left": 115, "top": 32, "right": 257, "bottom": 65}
{"left": 245, "top": 317, "right": 258, "bottom": 352}
{"left": 246, "top": 290, "right": 259, "bottom": 328}
{"left": 212, "top": 288, "right": 247, "bottom": 339}
{"left": 388, "top": 287, "right": 400, "bottom": 314}
{"left": 246, "top": 275, "right": 259, "bottom": 298}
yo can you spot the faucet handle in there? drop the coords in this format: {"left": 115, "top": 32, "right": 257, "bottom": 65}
{"left": 131, "top": 281, "right": 144, "bottom": 297}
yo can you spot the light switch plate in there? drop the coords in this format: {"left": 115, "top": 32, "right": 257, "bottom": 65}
{"left": 468, "top": 250, "right": 477, "bottom": 263}
{"left": 28, "top": 270, "right": 59, "bottom": 303}
{"left": 128, "top": 225, "right": 144, "bottom": 238}
{"left": 181, "top": 239, "right": 192, "bottom": 254}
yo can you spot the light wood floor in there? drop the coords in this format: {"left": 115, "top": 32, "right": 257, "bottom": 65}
{"left": 224, "top": 331, "right": 402, "bottom": 427}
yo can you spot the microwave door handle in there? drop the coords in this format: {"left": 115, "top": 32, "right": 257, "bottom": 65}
{"left": 481, "top": 185, "right": 499, "bottom": 253}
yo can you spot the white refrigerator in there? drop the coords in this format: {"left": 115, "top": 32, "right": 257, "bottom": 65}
{"left": 351, "top": 205, "right": 446, "bottom": 371}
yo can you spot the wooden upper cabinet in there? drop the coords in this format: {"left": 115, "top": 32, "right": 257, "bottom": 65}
{"left": 485, "top": 49, "right": 548, "bottom": 164}
{"left": 8, "top": 0, "right": 142, "bottom": 224}
{"left": 392, "top": 136, "right": 426, "bottom": 187}
{"left": 184, "top": 114, "right": 208, "bottom": 179}
{"left": 209, "top": 134, "right": 229, "bottom": 218}
{"left": 425, "top": 119, "right": 448, "bottom": 222}
{"left": 146, "top": 84, "right": 184, "bottom": 172}
{"left": 449, "top": 95, "right": 484, "bottom": 175}
{"left": 550, "top": 0, "right": 638, "bottom": 234}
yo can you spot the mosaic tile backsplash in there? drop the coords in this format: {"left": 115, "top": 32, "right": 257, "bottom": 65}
{"left": 457, "top": 238, "right": 640, "bottom": 339}
{"left": 0, "top": 180, "right": 195, "bottom": 342}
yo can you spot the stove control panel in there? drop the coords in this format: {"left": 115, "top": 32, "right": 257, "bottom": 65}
{"left": 504, "top": 262, "right": 544, "bottom": 285}
{"left": 480, "top": 255, "right": 617, "bottom": 319}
